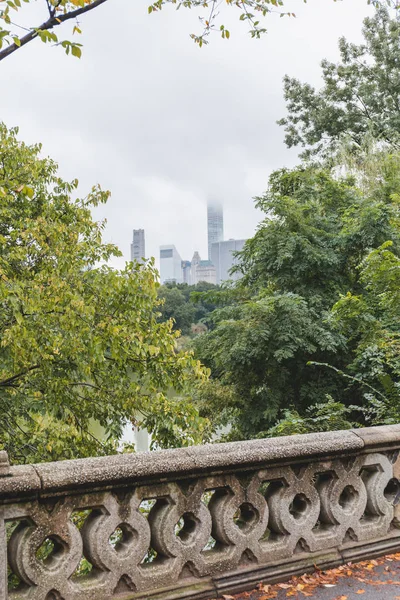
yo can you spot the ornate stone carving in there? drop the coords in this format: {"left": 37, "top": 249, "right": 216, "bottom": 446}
{"left": 2, "top": 428, "right": 400, "bottom": 599}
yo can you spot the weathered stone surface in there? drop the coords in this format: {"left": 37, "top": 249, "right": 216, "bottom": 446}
{"left": 352, "top": 425, "right": 400, "bottom": 449}
{"left": 0, "top": 451, "right": 10, "bottom": 477}
{"left": 0, "top": 465, "right": 41, "bottom": 500}
{"left": 30, "top": 430, "right": 364, "bottom": 496}
{"left": 2, "top": 425, "right": 400, "bottom": 600}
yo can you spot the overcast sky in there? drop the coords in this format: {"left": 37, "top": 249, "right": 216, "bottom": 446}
{"left": 1, "top": 0, "right": 374, "bottom": 268}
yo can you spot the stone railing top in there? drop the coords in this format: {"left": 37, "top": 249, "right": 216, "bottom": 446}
{"left": 2, "top": 424, "right": 400, "bottom": 499}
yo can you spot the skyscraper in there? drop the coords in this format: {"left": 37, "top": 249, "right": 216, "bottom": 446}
{"left": 207, "top": 201, "right": 224, "bottom": 260}
{"left": 211, "top": 238, "right": 247, "bottom": 284}
{"left": 160, "top": 245, "right": 183, "bottom": 284}
{"left": 181, "top": 260, "right": 192, "bottom": 285}
{"left": 131, "top": 229, "right": 145, "bottom": 264}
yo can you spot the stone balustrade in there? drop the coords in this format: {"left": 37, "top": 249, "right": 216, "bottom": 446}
{"left": 2, "top": 425, "right": 400, "bottom": 600}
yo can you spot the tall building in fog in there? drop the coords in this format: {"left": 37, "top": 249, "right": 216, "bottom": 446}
{"left": 131, "top": 229, "right": 146, "bottom": 264}
{"left": 207, "top": 201, "right": 224, "bottom": 260}
{"left": 211, "top": 239, "right": 247, "bottom": 284}
{"left": 160, "top": 245, "right": 183, "bottom": 284}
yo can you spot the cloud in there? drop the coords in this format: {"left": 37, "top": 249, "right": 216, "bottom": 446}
{"left": 1, "top": 0, "right": 373, "bottom": 267}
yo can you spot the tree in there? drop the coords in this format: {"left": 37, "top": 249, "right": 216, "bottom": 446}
{"left": 330, "top": 240, "right": 400, "bottom": 423}
{"left": 158, "top": 282, "right": 220, "bottom": 338}
{"left": 0, "top": 123, "right": 209, "bottom": 464}
{"left": 194, "top": 160, "right": 400, "bottom": 439}
{"left": 0, "top": 0, "right": 381, "bottom": 63}
{"left": 158, "top": 286, "right": 197, "bottom": 336}
{"left": 194, "top": 291, "right": 343, "bottom": 439}
{"left": 278, "top": 5, "right": 400, "bottom": 160}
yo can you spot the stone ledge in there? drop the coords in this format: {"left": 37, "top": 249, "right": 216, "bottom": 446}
{"left": 0, "top": 464, "right": 41, "bottom": 499}
{"left": 2, "top": 425, "right": 400, "bottom": 499}
{"left": 352, "top": 425, "right": 400, "bottom": 450}
{"left": 31, "top": 429, "right": 364, "bottom": 495}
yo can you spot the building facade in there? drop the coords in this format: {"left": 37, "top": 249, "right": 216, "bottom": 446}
{"left": 181, "top": 260, "right": 192, "bottom": 285}
{"left": 211, "top": 238, "right": 246, "bottom": 284}
{"left": 191, "top": 251, "right": 217, "bottom": 285}
{"left": 160, "top": 245, "right": 183, "bottom": 284}
{"left": 207, "top": 201, "right": 224, "bottom": 260}
{"left": 196, "top": 260, "right": 217, "bottom": 285}
{"left": 131, "top": 229, "right": 146, "bottom": 264}
{"left": 190, "top": 251, "right": 201, "bottom": 285}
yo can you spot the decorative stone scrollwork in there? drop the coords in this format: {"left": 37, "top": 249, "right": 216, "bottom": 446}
{"left": 2, "top": 444, "right": 400, "bottom": 600}
{"left": 7, "top": 498, "right": 82, "bottom": 600}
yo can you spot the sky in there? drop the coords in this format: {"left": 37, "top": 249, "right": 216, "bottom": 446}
{"left": 1, "top": 0, "right": 375, "bottom": 269}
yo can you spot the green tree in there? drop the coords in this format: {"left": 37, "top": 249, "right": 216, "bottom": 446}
{"left": 279, "top": 5, "right": 400, "bottom": 160}
{"left": 330, "top": 240, "right": 400, "bottom": 423}
{"left": 194, "top": 162, "right": 400, "bottom": 439}
{"left": 158, "top": 282, "right": 220, "bottom": 338}
{"left": 266, "top": 397, "right": 362, "bottom": 438}
{"left": 158, "top": 286, "right": 197, "bottom": 336}
{"left": 0, "top": 123, "right": 209, "bottom": 464}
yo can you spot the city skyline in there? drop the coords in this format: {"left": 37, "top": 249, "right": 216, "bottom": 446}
{"left": 158, "top": 201, "right": 246, "bottom": 285}
{"left": 2, "top": 2, "right": 373, "bottom": 274}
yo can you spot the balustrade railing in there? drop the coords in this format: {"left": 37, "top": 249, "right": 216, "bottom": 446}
{"left": 2, "top": 425, "right": 400, "bottom": 599}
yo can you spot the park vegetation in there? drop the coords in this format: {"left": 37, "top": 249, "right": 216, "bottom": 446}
{"left": 1, "top": 3, "right": 400, "bottom": 464}
{"left": 190, "top": 5, "right": 400, "bottom": 440}
{"left": 0, "top": 124, "right": 209, "bottom": 463}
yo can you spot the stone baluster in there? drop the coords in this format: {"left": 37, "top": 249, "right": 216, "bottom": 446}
{"left": 1, "top": 426, "right": 400, "bottom": 599}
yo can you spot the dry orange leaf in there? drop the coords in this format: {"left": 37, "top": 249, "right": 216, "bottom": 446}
{"left": 356, "top": 591, "right": 365, "bottom": 595}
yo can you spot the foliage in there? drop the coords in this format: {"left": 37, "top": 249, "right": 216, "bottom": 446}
{"left": 265, "top": 397, "right": 362, "bottom": 438}
{"left": 194, "top": 290, "right": 345, "bottom": 439}
{"left": 0, "top": 0, "right": 386, "bottom": 63}
{"left": 278, "top": 5, "right": 400, "bottom": 160}
{"left": 330, "top": 239, "right": 400, "bottom": 422}
{"left": 0, "top": 123, "right": 209, "bottom": 464}
{"left": 158, "top": 286, "right": 196, "bottom": 336}
{"left": 157, "top": 281, "right": 219, "bottom": 337}
{"left": 194, "top": 161, "right": 400, "bottom": 440}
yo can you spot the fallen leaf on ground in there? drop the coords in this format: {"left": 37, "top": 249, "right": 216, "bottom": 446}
{"left": 230, "top": 552, "right": 400, "bottom": 599}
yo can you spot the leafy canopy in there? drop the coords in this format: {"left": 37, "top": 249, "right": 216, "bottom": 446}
{"left": 279, "top": 5, "right": 400, "bottom": 159}
{"left": 158, "top": 281, "right": 219, "bottom": 337}
{"left": 331, "top": 239, "right": 400, "bottom": 424}
{"left": 194, "top": 159, "right": 400, "bottom": 440}
{"left": 0, "top": 123, "right": 209, "bottom": 463}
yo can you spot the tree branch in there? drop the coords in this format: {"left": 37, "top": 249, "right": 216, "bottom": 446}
{"left": 0, "top": 0, "right": 109, "bottom": 62}
{"left": 0, "top": 365, "right": 40, "bottom": 386}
